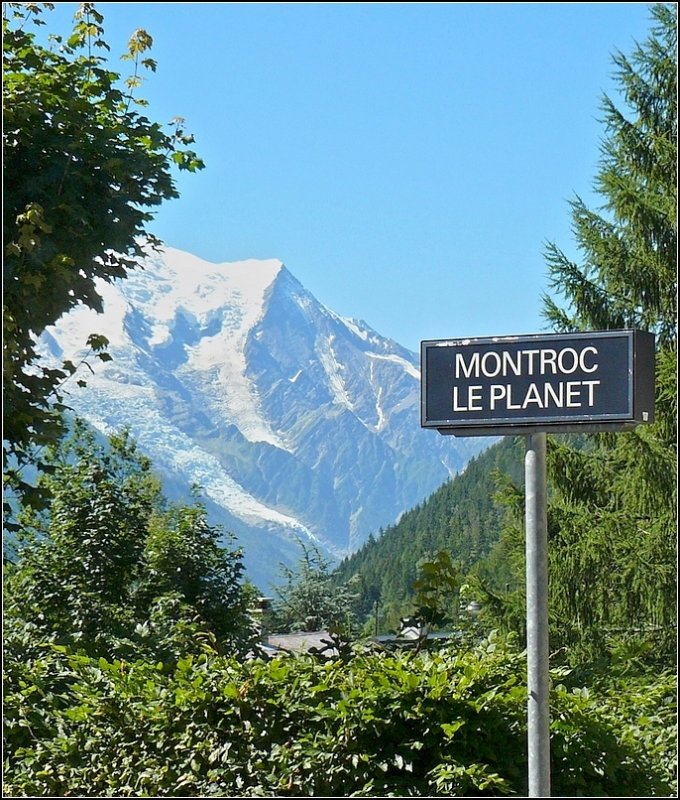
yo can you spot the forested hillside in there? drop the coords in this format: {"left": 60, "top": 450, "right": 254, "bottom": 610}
{"left": 335, "top": 436, "right": 524, "bottom": 631}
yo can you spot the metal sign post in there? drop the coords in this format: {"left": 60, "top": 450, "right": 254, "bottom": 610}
{"left": 525, "top": 432, "right": 550, "bottom": 797}
{"left": 420, "top": 329, "right": 655, "bottom": 800}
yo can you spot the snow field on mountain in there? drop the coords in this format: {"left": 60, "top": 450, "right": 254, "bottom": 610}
{"left": 39, "top": 244, "right": 484, "bottom": 583}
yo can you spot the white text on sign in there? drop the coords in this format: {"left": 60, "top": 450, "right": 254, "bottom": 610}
{"left": 452, "top": 345, "right": 601, "bottom": 413}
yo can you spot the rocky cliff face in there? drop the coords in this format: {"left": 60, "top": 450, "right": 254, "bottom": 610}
{"left": 40, "top": 245, "right": 485, "bottom": 588}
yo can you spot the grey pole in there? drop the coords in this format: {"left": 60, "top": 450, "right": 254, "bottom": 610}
{"left": 525, "top": 432, "right": 550, "bottom": 797}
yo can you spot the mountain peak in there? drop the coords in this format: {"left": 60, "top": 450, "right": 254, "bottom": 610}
{"left": 127, "top": 245, "right": 284, "bottom": 323}
{"left": 41, "top": 245, "right": 484, "bottom": 588}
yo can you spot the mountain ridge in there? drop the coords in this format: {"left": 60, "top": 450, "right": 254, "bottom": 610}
{"left": 40, "top": 245, "right": 486, "bottom": 588}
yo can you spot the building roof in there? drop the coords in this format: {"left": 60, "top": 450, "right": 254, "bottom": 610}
{"left": 265, "top": 630, "right": 338, "bottom": 657}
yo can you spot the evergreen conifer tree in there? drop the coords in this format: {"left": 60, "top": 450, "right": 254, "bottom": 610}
{"left": 539, "top": 3, "right": 676, "bottom": 662}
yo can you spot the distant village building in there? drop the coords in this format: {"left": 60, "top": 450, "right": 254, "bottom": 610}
{"left": 264, "top": 631, "right": 338, "bottom": 658}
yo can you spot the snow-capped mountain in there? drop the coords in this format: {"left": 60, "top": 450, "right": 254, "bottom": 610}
{"left": 40, "top": 245, "right": 485, "bottom": 589}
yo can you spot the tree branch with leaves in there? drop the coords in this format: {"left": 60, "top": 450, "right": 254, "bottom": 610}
{"left": 3, "top": 2, "right": 205, "bottom": 511}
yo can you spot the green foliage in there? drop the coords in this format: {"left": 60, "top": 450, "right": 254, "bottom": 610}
{"left": 270, "top": 541, "right": 358, "bottom": 636}
{"left": 5, "top": 422, "right": 158, "bottom": 657}
{"left": 4, "top": 421, "right": 674, "bottom": 797}
{"left": 3, "top": 638, "right": 675, "bottom": 797}
{"left": 138, "top": 503, "right": 253, "bottom": 653}
{"left": 543, "top": 3, "right": 676, "bottom": 350}
{"left": 411, "top": 550, "right": 462, "bottom": 631}
{"left": 4, "top": 421, "right": 255, "bottom": 662}
{"left": 3, "top": 2, "right": 204, "bottom": 509}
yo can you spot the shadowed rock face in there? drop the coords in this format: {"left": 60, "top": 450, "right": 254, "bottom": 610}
{"left": 41, "top": 245, "right": 487, "bottom": 588}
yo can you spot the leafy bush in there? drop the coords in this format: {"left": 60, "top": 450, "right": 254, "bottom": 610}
{"left": 4, "top": 422, "right": 257, "bottom": 663}
{"left": 4, "top": 636, "right": 675, "bottom": 797}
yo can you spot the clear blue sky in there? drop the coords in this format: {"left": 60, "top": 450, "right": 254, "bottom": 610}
{"left": 47, "top": 2, "right": 655, "bottom": 353}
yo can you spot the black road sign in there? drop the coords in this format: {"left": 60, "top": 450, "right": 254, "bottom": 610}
{"left": 421, "top": 330, "right": 655, "bottom": 436}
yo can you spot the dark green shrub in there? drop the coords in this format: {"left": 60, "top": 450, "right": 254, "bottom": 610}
{"left": 4, "top": 636, "right": 675, "bottom": 797}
